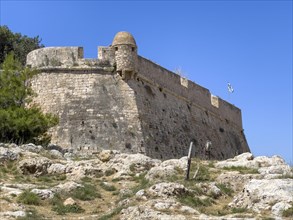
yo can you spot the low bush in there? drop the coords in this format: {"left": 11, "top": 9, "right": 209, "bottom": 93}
{"left": 52, "top": 204, "right": 85, "bottom": 215}
{"left": 216, "top": 183, "right": 234, "bottom": 196}
{"left": 71, "top": 183, "right": 101, "bottom": 201}
{"left": 231, "top": 207, "right": 247, "bottom": 213}
{"left": 223, "top": 166, "right": 259, "bottom": 174}
{"left": 50, "top": 193, "right": 85, "bottom": 215}
{"left": 282, "top": 206, "right": 293, "bottom": 217}
{"left": 98, "top": 206, "right": 124, "bottom": 220}
{"left": 100, "top": 182, "right": 116, "bottom": 191}
{"left": 178, "top": 195, "right": 213, "bottom": 208}
{"left": 132, "top": 173, "right": 150, "bottom": 193}
{"left": 17, "top": 190, "right": 40, "bottom": 205}
{"left": 194, "top": 165, "right": 211, "bottom": 181}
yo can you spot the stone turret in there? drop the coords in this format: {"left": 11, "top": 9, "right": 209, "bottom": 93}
{"left": 112, "top": 31, "right": 138, "bottom": 80}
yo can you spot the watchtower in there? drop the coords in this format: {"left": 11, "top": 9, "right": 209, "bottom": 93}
{"left": 112, "top": 31, "right": 138, "bottom": 80}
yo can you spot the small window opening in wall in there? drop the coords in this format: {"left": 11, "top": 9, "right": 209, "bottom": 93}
{"left": 115, "top": 47, "right": 118, "bottom": 51}
{"left": 132, "top": 47, "right": 135, "bottom": 52}
{"left": 125, "top": 143, "right": 132, "bottom": 149}
{"left": 159, "top": 87, "right": 163, "bottom": 92}
{"left": 219, "top": 127, "right": 225, "bottom": 133}
{"left": 155, "top": 146, "right": 159, "bottom": 152}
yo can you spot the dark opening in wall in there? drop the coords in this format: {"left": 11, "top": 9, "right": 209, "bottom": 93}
{"left": 219, "top": 127, "right": 225, "bottom": 133}
{"left": 132, "top": 47, "right": 135, "bottom": 51}
{"left": 136, "top": 77, "right": 140, "bottom": 82}
{"left": 81, "top": 121, "right": 84, "bottom": 126}
{"left": 115, "top": 47, "right": 118, "bottom": 51}
{"left": 159, "top": 87, "right": 163, "bottom": 92}
{"left": 144, "top": 85, "right": 155, "bottom": 97}
{"left": 187, "top": 104, "right": 191, "bottom": 111}
{"left": 125, "top": 143, "right": 132, "bottom": 149}
{"left": 118, "top": 71, "right": 122, "bottom": 77}
{"left": 155, "top": 146, "right": 159, "bottom": 152}
{"left": 112, "top": 122, "right": 118, "bottom": 129}
{"left": 90, "top": 135, "right": 95, "bottom": 140}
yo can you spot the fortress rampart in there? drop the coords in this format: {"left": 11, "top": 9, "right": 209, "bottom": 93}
{"left": 27, "top": 32, "right": 250, "bottom": 160}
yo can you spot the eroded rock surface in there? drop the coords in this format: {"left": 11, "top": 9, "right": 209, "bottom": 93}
{"left": 0, "top": 143, "right": 292, "bottom": 219}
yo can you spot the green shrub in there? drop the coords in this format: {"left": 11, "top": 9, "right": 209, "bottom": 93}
{"left": 132, "top": 173, "right": 149, "bottom": 193}
{"left": 194, "top": 165, "right": 211, "bottom": 181}
{"left": 17, "top": 190, "right": 40, "bottom": 205}
{"left": 178, "top": 195, "right": 213, "bottom": 208}
{"left": 100, "top": 182, "right": 117, "bottom": 191}
{"left": 129, "top": 164, "right": 136, "bottom": 172}
{"left": 98, "top": 206, "right": 124, "bottom": 220}
{"left": 71, "top": 183, "right": 101, "bottom": 201}
{"left": 231, "top": 207, "right": 247, "bottom": 213}
{"left": 279, "top": 174, "right": 293, "bottom": 179}
{"left": 223, "top": 166, "right": 259, "bottom": 174}
{"left": 105, "top": 168, "right": 116, "bottom": 176}
{"left": 216, "top": 183, "right": 234, "bottom": 196}
{"left": 81, "top": 176, "right": 92, "bottom": 183}
{"left": 52, "top": 204, "right": 85, "bottom": 215}
{"left": 49, "top": 193, "right": 62, "bottom": 206}
{"left": 283, "top": 206, "right": 293, "bottom": 217}
{"left": 112, "top": 177, "right": 123, "bottom": 182}
{"left": 50, "top": 193, "right": 85, "bottom": 215}
{"left": 36, "top": 174, "right": 66, "bottom": 183}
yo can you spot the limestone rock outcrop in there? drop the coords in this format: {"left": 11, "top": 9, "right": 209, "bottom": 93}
{"left": 0, "top": 143, "right": 292, "bottom": 219}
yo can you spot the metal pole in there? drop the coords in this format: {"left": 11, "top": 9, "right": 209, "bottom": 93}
{"left": 185, "top": 142, "right": 193, "bottom": 180}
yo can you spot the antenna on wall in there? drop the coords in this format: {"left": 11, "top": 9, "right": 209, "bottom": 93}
{"left": 174, "top": 66, "right": 187, "bottom": 78}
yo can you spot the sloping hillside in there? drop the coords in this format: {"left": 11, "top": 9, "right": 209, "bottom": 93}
{"left": 0, "top": 143, "right": 292, "bottom": 219}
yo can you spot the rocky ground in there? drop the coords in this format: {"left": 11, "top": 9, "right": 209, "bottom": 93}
{"left": 0, "top": 143, "right": 292, "bottom": 220}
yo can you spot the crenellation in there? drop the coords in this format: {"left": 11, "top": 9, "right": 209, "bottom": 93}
{"left": 27, "top": 31, "right": 250, "bottom": 160}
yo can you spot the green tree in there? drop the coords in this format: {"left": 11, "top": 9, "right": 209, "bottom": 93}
{"left": 0, "top": 54, "right": 58, "bottom": 144}
{"left": 0, "top": 25, "right": 43, "bottom": 66}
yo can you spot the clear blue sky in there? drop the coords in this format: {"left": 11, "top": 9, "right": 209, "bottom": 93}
{"left": 1, "top": 1, "right": 292, "bottom": 163}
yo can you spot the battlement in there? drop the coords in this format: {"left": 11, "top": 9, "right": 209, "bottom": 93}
{"left": 27, "top": 31, "right": 249, "bottom": 160}
{"left": 26, "top": 46, "right": 115, "bottom": 69}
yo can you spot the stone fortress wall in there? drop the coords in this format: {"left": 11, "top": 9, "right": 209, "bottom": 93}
{"left": 27, "top": 32, "right": 250, "bottom": 160}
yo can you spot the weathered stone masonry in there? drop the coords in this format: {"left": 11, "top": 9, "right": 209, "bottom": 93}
{"left": 27, "top": 31, "right": 250, "bottom": 160}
